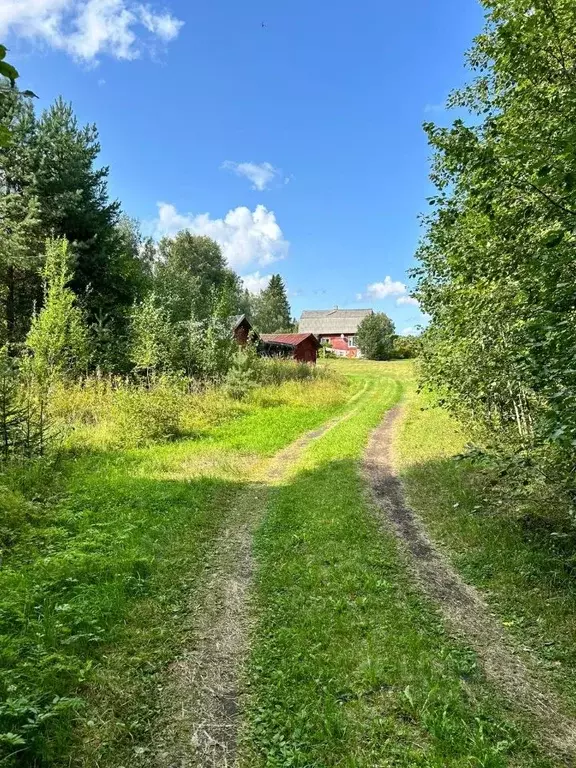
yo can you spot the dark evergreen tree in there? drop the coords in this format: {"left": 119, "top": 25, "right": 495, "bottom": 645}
{"left": 0, "top": 89, "right": 42, "bottom": 346}
{"left": 252, "top": 274, "right": 292, "bottom": 332}
{"left": 33, "top": 99, "right": 135, "bottom": 322}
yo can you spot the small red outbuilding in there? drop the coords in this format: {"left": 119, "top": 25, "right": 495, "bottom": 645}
{"left": 260, "top": 333, "right": 320, "bottom": 363}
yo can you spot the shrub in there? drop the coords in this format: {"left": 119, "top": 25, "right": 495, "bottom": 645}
{"left": 224, "top": 344, "right": 262, "bottom": 400}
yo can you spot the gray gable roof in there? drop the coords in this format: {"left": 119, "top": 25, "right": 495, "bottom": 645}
{"left": 228, "top": 314, "right": 249, "bottom": 330}
{"left": 298, "top": 308, "right": 373, "bottom": 335}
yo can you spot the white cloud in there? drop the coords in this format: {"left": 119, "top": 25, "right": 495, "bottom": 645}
{"left": 241, "top": 271, "right": 272, "bottom": 294}
{"left": 400, "top": 327, "right": 419, "bottom": 337}
{"left": 154, "top": 202, "right": 289, "bottom": 271}
{"left": 396, "top": 295, "right": 419, "bottom": 307}
{"left": 221, "top": 161, "right": 284, "bottom": 191}
{"left": 0, "top": 0, "right": 183, "bottom": 62}
{"left": 358, "top": 276, "right": 407, "bottom": 301}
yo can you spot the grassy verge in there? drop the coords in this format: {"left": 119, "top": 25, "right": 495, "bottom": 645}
{"left": 0, "top": 376, "right": 351, "bottom": 767}
{"left": 241, "top": 363, "right": 550, "bottom": 767}
{"left": 395, "top": 384, "right": 576, "bottom": 716}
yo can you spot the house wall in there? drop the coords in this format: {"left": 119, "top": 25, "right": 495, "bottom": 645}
{"left": 318, "top": 333, "right": 361, "bottom": 358}
{"left": 233, "top": 320, "right": 252, "bottom": 346}
{"left": 294, "top": 337, "right": 319, "bottom": 363}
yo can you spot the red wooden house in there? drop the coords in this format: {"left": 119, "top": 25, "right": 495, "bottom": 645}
{"left": 230, "top": 314, "right": 255, "bottom": 346}
{"left": 298, "top": 308, "right": 373, "bottom": 358}
{"left": 259, "top": 333, "right": 320, "bottom": 363}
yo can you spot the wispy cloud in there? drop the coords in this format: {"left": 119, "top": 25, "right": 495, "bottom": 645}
{"left": 152, "top": 202, "right": 289, "bottom": 271}
{"left": 400, "top": 326, "right": 420, "bottom": 337}
{"left": 396, "top": 295, "right": 419, "bottom": 307}
{"left": 221, "top": 161, "right": 286, "bottom": 191}
{"left": 0, "top": 0, "right": 183, "bottom": 62}
{"left": 423, "top": 102, "right": 445, "bottom": 114}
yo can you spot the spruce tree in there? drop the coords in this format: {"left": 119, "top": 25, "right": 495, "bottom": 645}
{"left": 252, "top": 274, "right": 292, "bottom": 333}
{"left": 26, "top": 238, "right": 88, "bottom": 379}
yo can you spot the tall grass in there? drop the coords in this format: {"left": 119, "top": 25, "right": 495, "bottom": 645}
{"left": 0, "top": 361, "right": 347, "bottom": 766}
{"left": 46, "top": 360, "right": 335, "bottom": 452}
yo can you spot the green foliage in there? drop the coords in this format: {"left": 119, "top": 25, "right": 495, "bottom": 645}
{"left": 356, "top": 312, "right": 395, "bottom": 360}
{"left": 108, "top": 377, "right": 185, "bottom": 446}
{"left": 224, "top": 343, "right": 262, "bottom": 399}
{"left": 155, "top": 233, "right": 241, "bottom": 323}
{"left": 0, "top": 94, "right": 151, "bottom": 365}
{"left": 392, "top": 334, "right": 421, "bottom": 359}
{"left": 252, "top": 274, "right": 293, "bottom": 333}
{"left": 415, "top": 0, "right": 576, "bottom": 508}
{"left": 129, "top": 293, "right": 176, "bottom": 380}
{"left": 0, "top": 347, "right": 21, "bottom": 461}
{"left": 26, "top": 238, "right": 88, "bottom": 380}
{"left": 0, "top": 45, "right": 36, "bottom": 148}
{"left": 0, "top": 90, "right": 42, "bottom": 346}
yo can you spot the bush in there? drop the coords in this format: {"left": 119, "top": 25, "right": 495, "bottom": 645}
{"left": 392, "top": 335, "right": 421, "bottom": 360}
{"left": 108, "top": 380, "right": 184, "bottom": 446}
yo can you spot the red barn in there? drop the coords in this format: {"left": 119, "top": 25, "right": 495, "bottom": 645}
{"left": 298, "top": 307, "right": 373, "bottom": 358}
{"left": 260, "top": 333, "right": 320, "bottom": 363}
{"left": 229, "top": 314, "right": 255, "bottom": 346}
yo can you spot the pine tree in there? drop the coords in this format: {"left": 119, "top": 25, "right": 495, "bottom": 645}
{"left": 0, "top": 90, "right": 42, "bottom": 346}
{"left": 34, "top": 100, "right": 147, "bottom": 329}
{"left": 252, "top": 274, "right": 292, "bottom": 333}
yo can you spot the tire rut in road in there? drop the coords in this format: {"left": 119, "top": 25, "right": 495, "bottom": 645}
{"left": 363, "top": 405, "right": 576, "bottom": 765}
{"left": 151, "top": 388, "right": 371, "bottom": 768}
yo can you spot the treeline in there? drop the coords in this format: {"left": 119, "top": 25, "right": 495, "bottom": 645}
{"left": 416, "top": 0, "right": 576, "bottom": 511}
{"left": 0, "top": 88, "right": 294, "bottom": 375}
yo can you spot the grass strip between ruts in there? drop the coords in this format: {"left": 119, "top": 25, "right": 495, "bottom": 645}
{"left": 241, "top": 367, "right": 551, "bottom": 767}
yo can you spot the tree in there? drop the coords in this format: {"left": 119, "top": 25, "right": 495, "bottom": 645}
{"left": 252, "top": 274, "right": 292, "bottom": 332}
{"left": 0, "top": 44, "right": 36, "bottom": 147}
{"left": 414, "top": 0, "right": 576, "bottom": 503}
{"left": 356, "top": 312, "right": 395, "bottom": 360}
{"left": 26, "top": 238, "right": 88, "bottom": 379}
{"left": 393, "top": 334, "right": 420, "bottom": 359}
{"left": 34, "top": 100, "right": 148, "bottom": 332}
{"left": 0, "top": 89, "right": 42, "bottom": 346}
{"left": 155, "top": 233, "right": 237, "bottom": 322}
{"left": 129, "top": 293, "right": 175, "bottom": 381}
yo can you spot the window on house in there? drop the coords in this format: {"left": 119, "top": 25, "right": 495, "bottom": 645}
{"left": 320, "top": 337, "right": 331, "bottom": 344}
{"left": 348, "top": 336, "right": 356, "bottom": 347}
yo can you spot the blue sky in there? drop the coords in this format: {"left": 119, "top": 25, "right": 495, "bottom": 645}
{"left": 2, "top": 0, "right": 483, "bottom": 335}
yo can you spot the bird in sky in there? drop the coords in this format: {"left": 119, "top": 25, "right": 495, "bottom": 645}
{"left": 261, "top": 21, "right": 266, "bottom": 28}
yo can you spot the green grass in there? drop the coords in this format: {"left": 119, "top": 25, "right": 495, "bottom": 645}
{"left": 0, "top": 376, "right": 352, "bottom": 767}
{"left": 395, "top": 383, "right": 576, "bottom": 717}
{"left": 240, "top": 362, "right": 550, "bottom": 767}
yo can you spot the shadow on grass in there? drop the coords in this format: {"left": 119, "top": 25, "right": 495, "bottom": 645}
{"left": 400, "top": 454, "right": 576, "bottom": 708}
{"left": 0, "top": 468, "right": 248, "bottom": 767}
{"left": 244, "top": 457, "right": 553, "bottom": 768}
